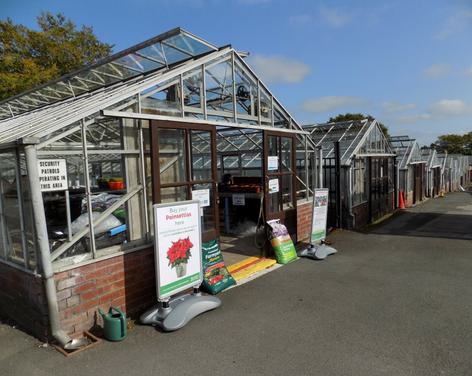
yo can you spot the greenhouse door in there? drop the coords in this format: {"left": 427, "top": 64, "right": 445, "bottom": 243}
{"left": 413, "top": 164, "right": 423, "bottom": 204}
{"left": 150, "top": 120, "right": 219, "bottom": 243}
{"left": 263, "top": 131, "right": 297, "bottom": 241}
{"left": 369, "top": 157, "right": 390, "bottom": 222}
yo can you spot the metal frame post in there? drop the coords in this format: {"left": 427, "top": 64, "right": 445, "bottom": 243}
{"left": 24, "top": 144, "right": 72, "bottom": 347}
{"left": 81, "top": 121, "right": 97, "bottom": 258}
{"left": 14, "top": 148, "right": 29, "bottom": 268}
{"left": 334, "top": 141, "right": 342, "bottom": 228}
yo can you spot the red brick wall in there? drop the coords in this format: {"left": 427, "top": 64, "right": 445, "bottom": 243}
{"left": 297, "top": 201, "right": 313, "bottom": 242}
{"left": 54, "top": 247, "right": 156, "bottom": 338}
{"left": 0, "top": 262, "right": 49, "bottom": 340}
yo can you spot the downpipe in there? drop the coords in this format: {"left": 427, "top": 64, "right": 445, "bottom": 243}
{"left": 24, "top": 145, "right": 73, "bottom": 349}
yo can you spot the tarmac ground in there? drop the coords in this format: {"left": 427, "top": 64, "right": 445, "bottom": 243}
{"left": 1, "top": 191, "right": 472, "bottom": 376}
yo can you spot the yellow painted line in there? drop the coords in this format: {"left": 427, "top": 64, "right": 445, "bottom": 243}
{"left": 230, "top": 258, "right": 277, "bottom": 282}
{"left": 227, "top": 256, "right": 260, "bottom": 274}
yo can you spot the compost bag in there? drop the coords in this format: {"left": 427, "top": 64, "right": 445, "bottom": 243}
{"left": 201, "top": 239, "right": 236, "bottom": 294}
{"left": 267, "top": 220, "right": 297, "bottom": 264}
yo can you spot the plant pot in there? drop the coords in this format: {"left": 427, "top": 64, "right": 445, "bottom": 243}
{"left": 175, "top": 263, "right": 187, "bottom": 278}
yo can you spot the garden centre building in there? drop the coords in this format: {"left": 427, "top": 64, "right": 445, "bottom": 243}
{"left": 0, "top": 28, "right": 321, "bottom": 344}
{"left": 303, "top": 119, "right": 396, "bottom": 230}
{"left": 0, "top": 27, "right": 470, "bottom": 347}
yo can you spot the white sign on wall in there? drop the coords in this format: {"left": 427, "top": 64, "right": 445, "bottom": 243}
{"left": 268, "top": 156, "right": 279, "bottom": 171}
{"left": 38, "top": 159, "right": 68, "bottom": 192}
{"left": 192, "top": 189, "right": 210, "bottom": 207}
{"left": 232, "top": 193, "right": 245, "bottom": 206}
{"left": 268, "top": 178, "right": 279, "bottom": 194}
{"left": 154, "top": 200, "right": 202, "bottom": 300}
{"left": 310, "top": 188, "right": 329, "bottom": 243}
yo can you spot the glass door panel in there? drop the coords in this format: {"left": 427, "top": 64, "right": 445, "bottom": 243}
{"left": 151, "top": 121, "right": 219, "bottom": 243}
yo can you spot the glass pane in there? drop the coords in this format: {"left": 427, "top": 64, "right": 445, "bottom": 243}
{"left": 86, "top": 119, "right": 122, "bottom": 151}
{"left": 281, "top": 137, "right": 292, "bottom": 172}
{"left": 158, "top": 129, "right": 186, "bottom": 184}
{"left": 268, "top": 177, "right": 280, "bottom": 213}
{"left": 222, "top": 155, "right": 240, "bottom": 176}
{"left": 0, "top": 151, "right": 24, "bottom": 264}
{"left": 268, "top": 136, "right": 279, "bottom": 172}
{"left": 191, "top": 131, "right": 212, "bottom": 181}
{"left": 192, "top": 184, "right": 215, "bottom": 232}
{"left": 183, "top": 68, "right": 202, "bottom": 109}
{"left": 160, "top": 186, "right": 187, "bottom": 203}
{"left": 274, "top": 105, "right": 290, "bottom": 129}
{"left": 259, "top": 88, "right": 272, "bottom": 124}
{"left": 205, "top": 59, "right": 234, "bottom": 114}
{"left": 282, "top": 175, "right": 293, "bottom": 209}
{"left": 141, "top": 80, "right": 182, "bottom": 117}
{"left": 235, "top": 64, "right": 258, "bottom": 121}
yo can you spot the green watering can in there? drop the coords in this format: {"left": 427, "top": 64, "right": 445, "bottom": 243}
{"left": 98, "top": 307, "right": 127, "bottom": 341}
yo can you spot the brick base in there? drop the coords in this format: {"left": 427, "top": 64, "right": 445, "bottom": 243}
{"left": 297, "top": 201, "right": 313, "bottom": 242}
{"left": 0, "top": 262, "right": 49, "bottom": 340}
{"left": 54, "top": 248, "right": 156, "bottom": 338}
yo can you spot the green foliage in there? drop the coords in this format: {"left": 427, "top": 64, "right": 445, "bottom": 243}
{"left": 432, "top": 132, "right": 472, "bottom": 155}
{"left": 0, "top": 12, "right": 113, "bottom": 101}
{"left": 328, "top": 113, "right": 390, "bottom": 138}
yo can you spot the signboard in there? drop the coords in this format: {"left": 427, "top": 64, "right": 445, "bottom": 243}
{"left": 192, "top": 189, "right": 210, "bottom": 207}
{"left": 38, "top": 159, "right": 68, "bottom": 192}
{"left": 153, "top": 200, "right": 202, "bottom": 300}
{"left": 232, "top": 193, "right": 245, "bottom": 206}
{"left": 268, "top": 178, "right": 279, "bottom": 194}
{"left": 267, "top": 156, "right": 279, "bottom": 171}
{"left": 310, "top": 188, "right": 329, "bottom": 243}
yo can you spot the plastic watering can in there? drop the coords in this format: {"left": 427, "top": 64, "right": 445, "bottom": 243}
{"left": 98, "top": 307, "right": 127, "bottom": 341}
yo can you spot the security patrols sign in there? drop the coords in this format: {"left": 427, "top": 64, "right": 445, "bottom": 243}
{"left": 38, "top": 159, "right": 68, "bottom": 192}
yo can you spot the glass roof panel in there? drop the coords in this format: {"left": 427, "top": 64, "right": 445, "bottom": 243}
{"left": 0, "top": 28, "right": 217, "bottom": 120}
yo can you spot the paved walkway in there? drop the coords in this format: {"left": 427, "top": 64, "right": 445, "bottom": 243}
{"left": 1, "top": 191, "right": 472, "bottom": 376}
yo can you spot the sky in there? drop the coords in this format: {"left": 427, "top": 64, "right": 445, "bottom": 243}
{"left": 2, "top": 0, "right": 472, "bottom": 145}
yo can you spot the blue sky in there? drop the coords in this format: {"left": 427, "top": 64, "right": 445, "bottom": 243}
{"left": 2, "top": 0, "right": 472, "bottom": 145}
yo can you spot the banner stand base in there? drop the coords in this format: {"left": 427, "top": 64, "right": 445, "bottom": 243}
{"left": 140, "top": 288, "right": 221, "bottom": 331}
{"left": 298, "top": 243, "right": 337, "bottom": 260}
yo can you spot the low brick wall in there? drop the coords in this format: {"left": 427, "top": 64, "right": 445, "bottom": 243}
{"left": 297, "top": 201, "right": 313, "bottom": 242}
{"left": 0, "top": 262, "right": 49, "bottom": 340}
{"left": 54, "top": 247, "right": 156, "bottom": 338}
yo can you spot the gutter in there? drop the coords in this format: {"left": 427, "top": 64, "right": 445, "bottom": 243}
{"left": 24, "top": 144, "right": 74, "bottom": 349}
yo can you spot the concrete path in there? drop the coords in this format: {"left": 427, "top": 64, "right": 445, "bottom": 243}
{"left": 1, "top": 192, "right": 472, "bottom": 376}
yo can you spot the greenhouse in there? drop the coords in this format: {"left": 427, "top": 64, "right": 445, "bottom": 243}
{"left": 303, "top": 118, "right": 395, "bottom": 230}
{"left": 389, "top": 136, "right": 426, "bottom": 206}
{"left": 421, "top": 147, "right": 442, "bottom": 198}
{"left": 0, "top": 28, "right": 321, "bottom": 344}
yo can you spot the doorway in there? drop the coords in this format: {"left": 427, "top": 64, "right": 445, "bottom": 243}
{"left": 150, "top": 121, "right": 299, "bottom": 267}
{"left": 150, "top": 120, "right": 219, "bottom": 243}
{"left": 264, "top": 131, "right": 297, "bottom": 241}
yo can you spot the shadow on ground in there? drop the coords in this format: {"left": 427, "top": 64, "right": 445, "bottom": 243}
{"left": 368, "top": 211, "right": 472, "bottom": 240}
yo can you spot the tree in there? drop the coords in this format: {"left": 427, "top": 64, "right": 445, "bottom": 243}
{"left": 328, "top": 113, "right": 390, "bottom": 138}
{"left": 0, "top": 13, "right": 113, "bottom": 101}
{"left": 431, "top": 132, "right": 472, "bottom": 155}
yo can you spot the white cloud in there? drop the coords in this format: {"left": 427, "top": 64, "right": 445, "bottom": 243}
{"left": 396, "top": 99, "right": 472, "bottom": 124}
{"left": 319, "top": 6, "right": 352, "bottom": 27}
{"left": 466, "top": 65, "right": 472, "bottom": 76}
{"left": 397, "top": 113, "right": 432, "bottom": 124}
{"left": 382, "top": 102, "right": 416, "bottom": 113}
{"left": 302, "top": 96, "right": 365, "bottom": 113}
{"left": 423, "top": 64, "right": 451, "bottom": 78}
{"left": 248, "top": 54, "right": 310, "bottom": 84}
{"left": 437, "top": 8, "right": 472, "bottom": 39}
{"left": 289, "top": 14, "right": 312, "bottom": 26}
{"left": 429, "top": 99, "right": 472, "bottom": 116}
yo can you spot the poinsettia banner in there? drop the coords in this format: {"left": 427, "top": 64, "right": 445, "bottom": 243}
{"left": 153, "top": 200, "right": 202, "bottom": 299}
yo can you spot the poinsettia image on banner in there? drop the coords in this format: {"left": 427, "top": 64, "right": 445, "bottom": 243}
{"left": 166, "top": 237, "right": 193, "bottom": 278}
